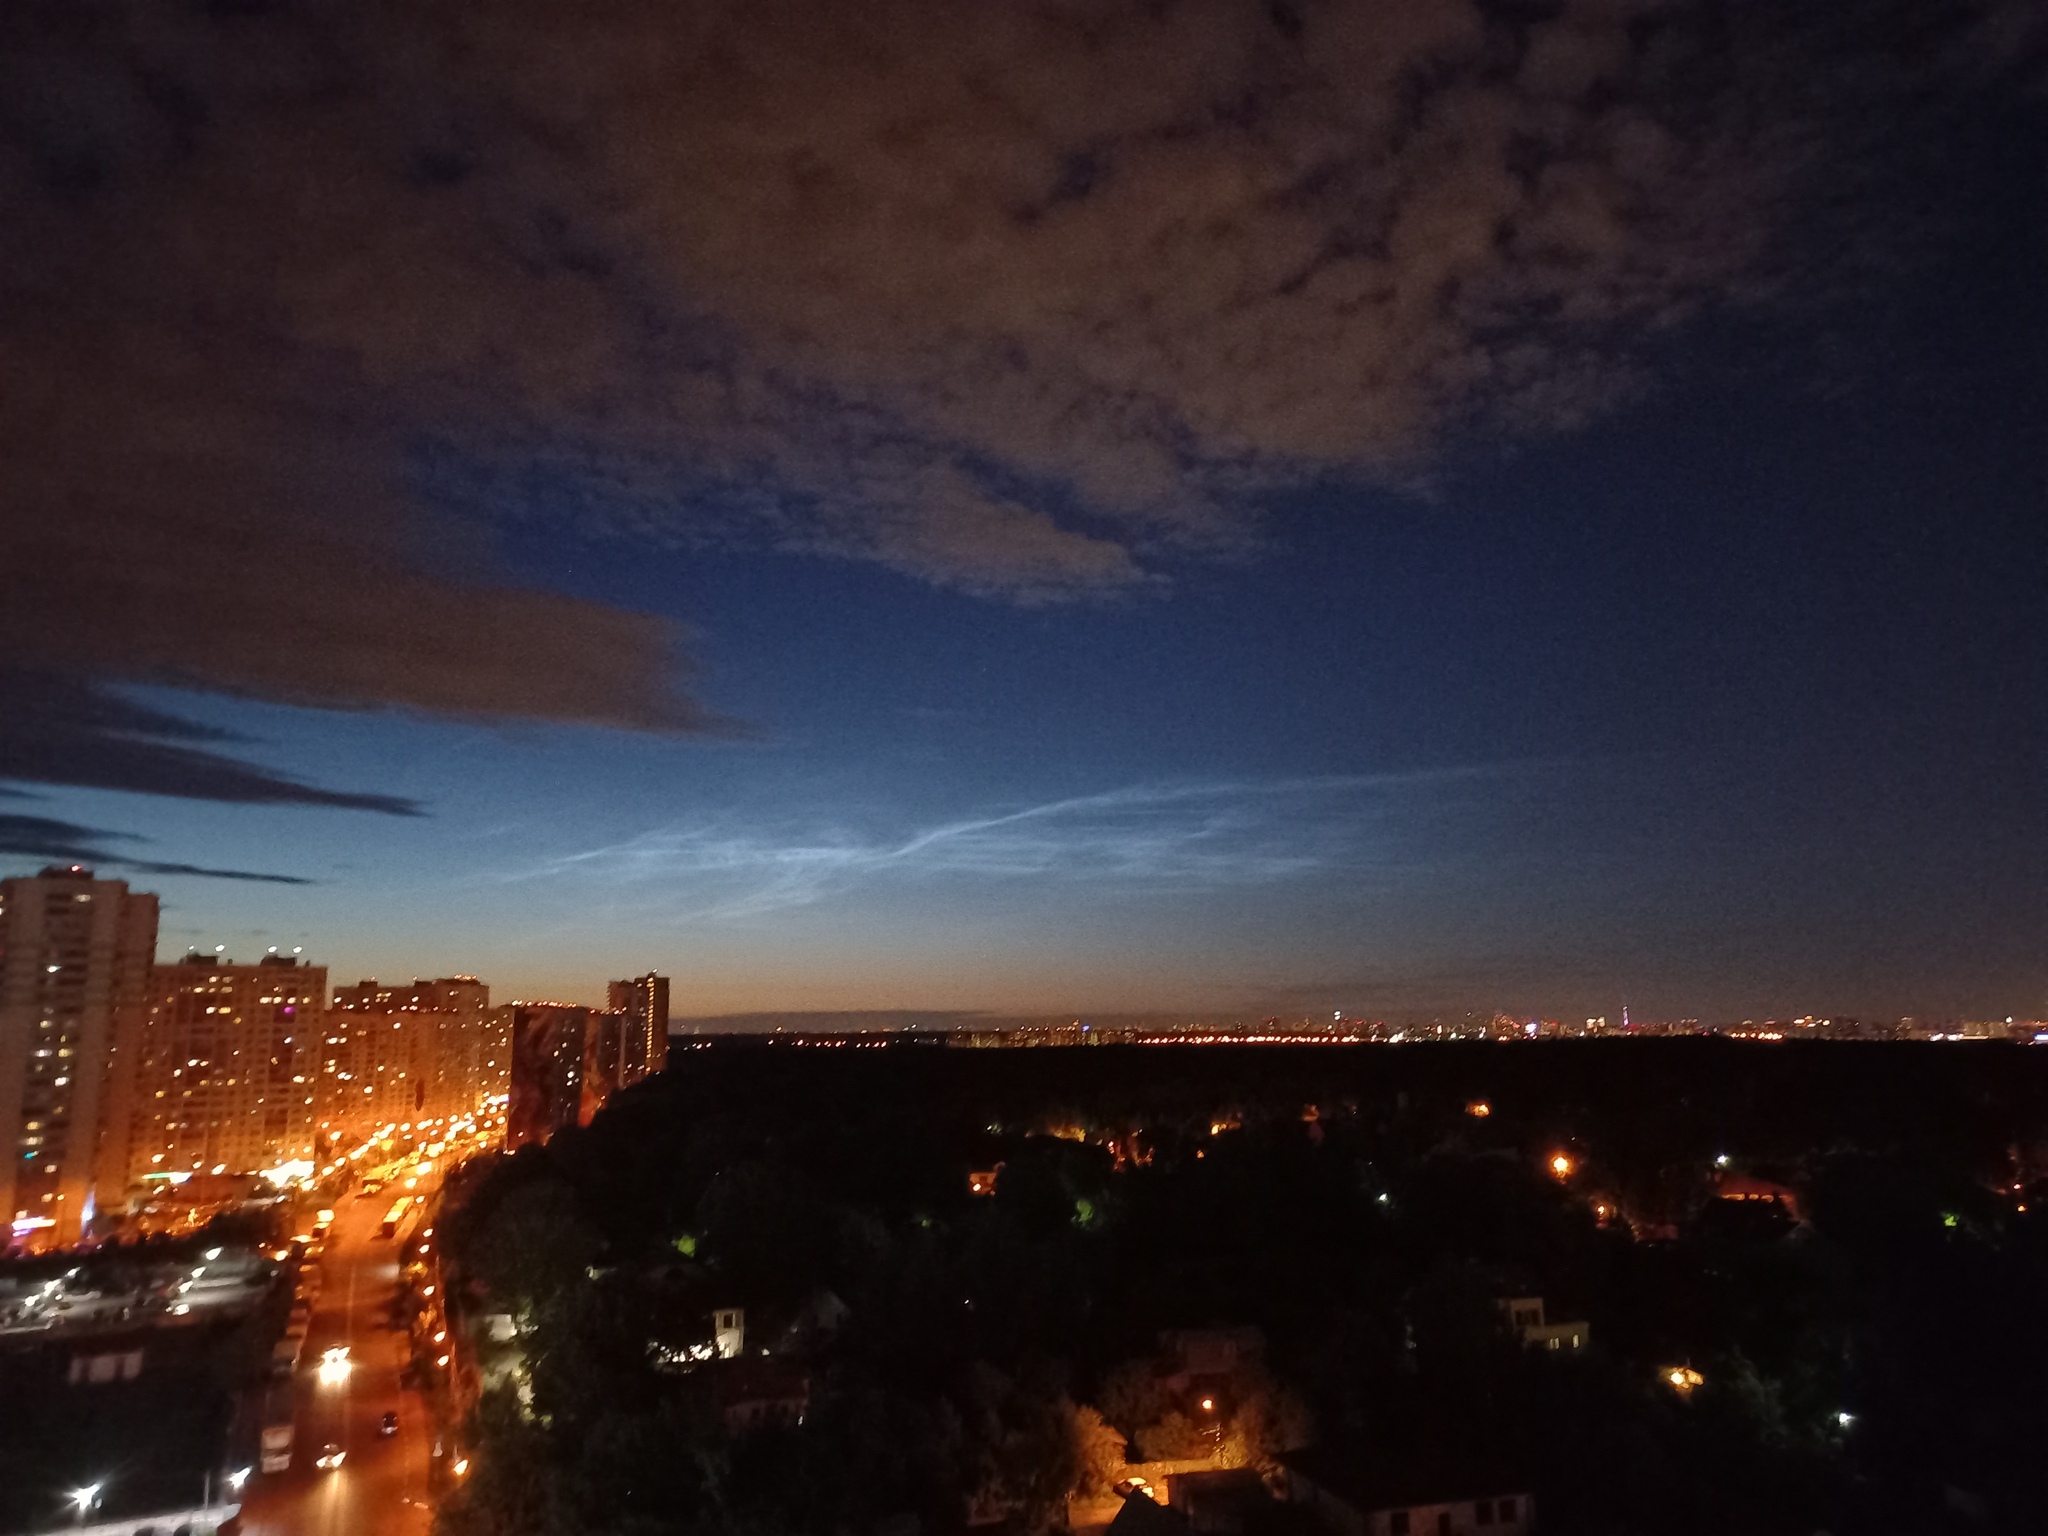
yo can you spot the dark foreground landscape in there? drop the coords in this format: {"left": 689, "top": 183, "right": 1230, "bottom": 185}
{"left": 428, "top": 1039, "right": 2048, "bottom": 1536}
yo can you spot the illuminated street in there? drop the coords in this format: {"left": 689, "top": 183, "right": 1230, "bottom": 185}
{"left": 236, "top": 1193, "right": 435, "bottom": 1536}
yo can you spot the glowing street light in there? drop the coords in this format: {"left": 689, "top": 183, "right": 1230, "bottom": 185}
{"left": 227, "top": 1467, "right": 251, "bottom": 1491}
{"left": 71, "top": 1484, "right": 101, "bottom": 1524}
{"left": 1550, "top": 1153, "right": 1574, "bottom": 1179}
{"left": 1662, "top": 1366, "right": 1704, "bottom": 1397}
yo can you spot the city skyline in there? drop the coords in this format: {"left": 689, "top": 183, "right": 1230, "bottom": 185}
{"left": 4, "top": 7, "right": 2045, "bottom": 1532}
{"left": 0, "top": 862, "right": 671, "bottom": 1250}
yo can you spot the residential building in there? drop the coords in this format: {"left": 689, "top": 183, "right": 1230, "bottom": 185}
{"left": 581, "top": 1008, "right": 630, "bottom": 1123}
{"left": 717, "top": 1356, "right": 810, "bottom": 1432}
{"left": 607, "top": 972, "right": 670, "bottom": 1081}
{"left": 1283, "top": 1451, "right": 1532, "bottom": 1536}
{"left": 0, "top": 867, "right": 158, "bottom": 1249}
{"left": 132, "top": 952, "right": 327, "bottom": 1184}
{"left": 1497, "top": 1297, "right": 1590, "bottom": 1354}
{"left": 1713, "top": 1169, "right": 1803, "bottom": 1222}
{"left": 323, "top": 976, "right": 499, "bottom": 1145}
{"left": 507, "top": 1004, "right": 587, "bottom": 1149}
{"left": 1168, "top": 1469, "right": 1275, "bottom": 1534}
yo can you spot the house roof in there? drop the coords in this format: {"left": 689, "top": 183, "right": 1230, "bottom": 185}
{"left": 1281, "top": 1446, "right": 1529, "bottom": 1514}
{"left": 715, "top": 1355, "right": 810, "bottom": 1406}
{"left": 1109, "top": 1491, "right": 1191, "bottom": 1536}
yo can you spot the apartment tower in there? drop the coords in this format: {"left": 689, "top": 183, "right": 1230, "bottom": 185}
{"left": 0, "top": 866, "right": 158, "bottom": 1249}
{"left": 607, "top": 972, "right": 671, "bottom": 1082}
{"left": 134, "top": 952, "right": 327, "bottom": 1181}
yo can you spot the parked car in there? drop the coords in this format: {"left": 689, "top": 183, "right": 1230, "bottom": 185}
{"left": 315, "top": 1443, "right": 346, "bottom": 1471}
{"left": 380, "top": 1411, "right": 399, "bottom": 1436}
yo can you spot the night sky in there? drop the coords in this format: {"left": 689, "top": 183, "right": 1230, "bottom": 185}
{"left": 3, "top": 0, "right": 2042, "bottom": 1021}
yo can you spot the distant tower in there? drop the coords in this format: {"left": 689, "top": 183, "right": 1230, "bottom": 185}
{"left": 1622, "top": 1004, "right": 1631, "bottom": 1032}
{"left": 606, "top": 973, "right": 670, "bottom": 1083}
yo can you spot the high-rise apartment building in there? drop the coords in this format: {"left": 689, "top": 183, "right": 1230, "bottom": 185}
{"left": 507, "top": 1004, "right": 587, "bottom": 1150}
{"left": 607, "top": 973, "right": 670, "bottom": 1081}
{"left": 323, "top": 977, "right": 500, "bottom": 1145}
{"left": 0, "top": 867, "right": 158, "bottom": 1250}
{"left": 133, "top": 953, "right": 327, "bottom": 1182}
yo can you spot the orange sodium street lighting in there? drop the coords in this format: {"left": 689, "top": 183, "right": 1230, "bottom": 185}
{"left": 1549, "top": 1153, "right": 1574, "bottom": 1178}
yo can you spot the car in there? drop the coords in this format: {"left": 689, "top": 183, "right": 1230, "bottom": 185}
{"left": 1114, "top": 1478, "right": 1152, "bottom": 1500}
{"left": 380, "top": 1411, "right": 399, "bottom": 1436}
{"left": 314, "top": 1443, "right": 346, "bottom": 1471}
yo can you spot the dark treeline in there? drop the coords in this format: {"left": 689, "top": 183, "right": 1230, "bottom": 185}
{"left": 434, "top": 1040, "right": 2048, "bottom": 1536}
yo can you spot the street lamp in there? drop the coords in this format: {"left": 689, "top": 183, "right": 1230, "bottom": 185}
{"left": 71, "top": 1484, "right": 101, "bottom": 1524}
{"left": 227, "top": 1467, "right": 251, "bottom": 1492}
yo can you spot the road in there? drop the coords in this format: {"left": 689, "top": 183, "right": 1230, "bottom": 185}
{"left": 236, "top": 1191, "right": 437, "bottom": 1536}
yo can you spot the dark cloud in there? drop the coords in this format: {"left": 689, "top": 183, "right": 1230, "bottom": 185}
{"left": 0, "top": 810, "right": 312, "bottom": 885}
{"left": 0, "top": 670, "right": 419, "bottom": 813}
{"left": 3, "top": 0, "right": 2040, "bottom": 698}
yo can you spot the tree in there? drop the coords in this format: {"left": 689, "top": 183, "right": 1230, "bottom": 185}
{"left": 1068, "top": 1402, "right": 1130, "bottom": 1498}
{"left": 470, "top": 1179, "right": 601, "bottom": 1319}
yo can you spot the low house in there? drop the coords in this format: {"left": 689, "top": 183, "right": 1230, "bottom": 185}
{"left": 1170, "top": 1469, "right": 1278, "bottom": 1534}
{"left": 1110, "top": 1490, "right": 1193, "bottom": 1536}
{"left": 1158, "top": 1325, "right": 1267, "bottom": 1408}
{"left": 1713, "top": 1171, "right": 1803, "bottom": 1222}
{"left": 1161, "top": 1327, "right": 1265, "bottom": 1382}
{"left": 1282, "top": 1449, "right": 1532, "bottom": 1536}
{"left": 716, "top": 1356, "right": 809, "bottom": 1432}
{"left": 1495, "top": 1297, "right": 1589, "bottom": 1354}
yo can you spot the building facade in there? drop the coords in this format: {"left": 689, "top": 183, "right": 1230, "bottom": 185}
{"left": 581, "top": 1008, "right": 628, "bottom": 1124}
{"left": 507, "top": 1004, "right": 587, "bottom": 1149}
{"left": 132, "top": 953, "right": 327, "bottom": 1183}
{"left": 0, "top": 867, "right": 159, "bottom": 1249}
{"left": 322, "top": 976, "right": 501, "bottom": 1146}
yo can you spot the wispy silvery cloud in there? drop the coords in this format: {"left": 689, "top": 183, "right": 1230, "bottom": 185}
{"left": 503, "top": 768, "right": 1527, "bottom": 921}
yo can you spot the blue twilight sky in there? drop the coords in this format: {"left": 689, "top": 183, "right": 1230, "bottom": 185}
{"left": 3, "top": 2, "right": 2043, "bottom": 1021}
